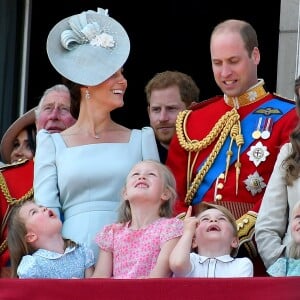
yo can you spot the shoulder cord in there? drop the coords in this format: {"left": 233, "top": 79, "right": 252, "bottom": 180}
{"left": 175, "top": 108, "right": 243, "bottom": 206}
{"left": 0, "top": 172, "right": 33, "bottom": 255}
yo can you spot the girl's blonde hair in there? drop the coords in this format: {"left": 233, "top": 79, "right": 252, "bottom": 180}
{"left": 288, "top": 201, "right": 300, "bottom": 258}
{"left": 118, "top": 160, "right": 177, "bottom": 223}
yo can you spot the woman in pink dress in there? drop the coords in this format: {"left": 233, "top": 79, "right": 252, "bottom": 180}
{"left": 92, "top": 160, "right": 183, "bottom": 278}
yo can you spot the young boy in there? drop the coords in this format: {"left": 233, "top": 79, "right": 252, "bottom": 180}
{"left": 169, "top": 202, "right": 253, "bottom": 277}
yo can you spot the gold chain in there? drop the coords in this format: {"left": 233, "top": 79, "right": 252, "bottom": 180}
{"left": 175, "top": 108, "right": 242, "bottom": 205}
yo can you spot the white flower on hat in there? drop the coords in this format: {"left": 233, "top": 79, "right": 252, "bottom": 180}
{"left": 60, "top": 9, "right": 115, "bottom": 51}
{"left": 90, "top": 32, "right": 115, "bottom": 48}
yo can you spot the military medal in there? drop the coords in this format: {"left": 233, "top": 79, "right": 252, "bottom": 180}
{"left": 243, "top": 171, "right": 266, "bottom": 196}
{"left": 261, "top": 117, "right": 273, "bottom": 140}
{"left": 252, "top": 117, "right": 262, "bottom": 139}
{"left": 247, "top": 141, "right": 270, "bottom": 167}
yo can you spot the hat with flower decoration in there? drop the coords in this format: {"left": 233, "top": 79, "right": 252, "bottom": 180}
{"left": 46, "top": 8, "right": 130, "bottom": 86}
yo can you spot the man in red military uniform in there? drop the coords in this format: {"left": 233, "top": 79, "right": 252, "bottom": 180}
{"left": 0, "top": 84, "right": 76, "bottom": 277}
{"left": 166, "top": 19, "right": 298, "bottom": 273}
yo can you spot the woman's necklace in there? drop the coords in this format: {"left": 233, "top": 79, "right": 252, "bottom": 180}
{"left": 63, "top": 131, "right": 101, "bottom": 139}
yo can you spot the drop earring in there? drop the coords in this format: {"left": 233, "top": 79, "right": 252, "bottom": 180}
{"left": 85, "top": 89, "right": 91, "bottom": 100}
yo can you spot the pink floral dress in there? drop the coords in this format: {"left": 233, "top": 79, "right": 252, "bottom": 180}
{"left": 94, "top": 217, "right": 183, "bottom": 278}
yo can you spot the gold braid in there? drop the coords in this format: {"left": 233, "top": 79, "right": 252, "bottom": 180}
{"left": 0, "top": 172, "right": 33, "bottom": 255}
{"left": 175, "top": 108, "right": 242, "bottom": 206}
{"left": 0, "top": 240, "right": 7, "bottom": 256}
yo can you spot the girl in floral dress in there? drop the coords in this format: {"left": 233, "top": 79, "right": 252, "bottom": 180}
{"left": 92, "top": 160, "right": 183, "bottom": 278}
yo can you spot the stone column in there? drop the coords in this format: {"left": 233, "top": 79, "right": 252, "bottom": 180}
{"left": 277, "top": 0, "right": 300, "bottom": 99}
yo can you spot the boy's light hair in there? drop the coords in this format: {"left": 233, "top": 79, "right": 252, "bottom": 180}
{"left": 196, "top": 202, "right": 238, "bottom": 236}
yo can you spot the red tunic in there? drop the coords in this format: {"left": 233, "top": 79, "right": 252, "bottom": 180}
{"left": 0, "top": 159, "right": 34, "bottom": 271}
{"left": 167, "top": 93, "right": 298, "bottom": 217}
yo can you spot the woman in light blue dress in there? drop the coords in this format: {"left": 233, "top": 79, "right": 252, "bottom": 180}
{"left": 34, "top": 8, "right": 159, "bottom": 260}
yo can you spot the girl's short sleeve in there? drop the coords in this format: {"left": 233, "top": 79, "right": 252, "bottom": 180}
{"left": 160, "top": 218, "right": 184, "bottom": 244}
{"left": 94, "top": 224, "right": 115, "bottom": 252}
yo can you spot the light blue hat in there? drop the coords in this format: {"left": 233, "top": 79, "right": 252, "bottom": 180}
{"left": 46, "top": 8, "right": 130, "bottom": 86}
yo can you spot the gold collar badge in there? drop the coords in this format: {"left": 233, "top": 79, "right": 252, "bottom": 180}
{"left": 224, "top": 79, "right": 268, "bottom": 109}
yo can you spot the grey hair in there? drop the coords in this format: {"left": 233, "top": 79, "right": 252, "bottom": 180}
{"left": 35, "top": 84, "right": 70, "bottom": 118}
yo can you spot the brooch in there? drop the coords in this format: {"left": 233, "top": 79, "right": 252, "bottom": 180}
{"left": 247, "top": 141, "right": 270, "bottom": 167}
{"left": 243, "top": 171, "right": 266, "bottom": 196}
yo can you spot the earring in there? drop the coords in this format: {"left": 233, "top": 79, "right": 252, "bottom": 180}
{"left": 85, "top": 89, "right": 91, "bottom": 100}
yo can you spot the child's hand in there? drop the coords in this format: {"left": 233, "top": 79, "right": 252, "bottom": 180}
{"left": 184, "top": 206, "right": 193, "bottom": 219}
{"left": 183, "top": 206, "right": 199, "bottom": 233}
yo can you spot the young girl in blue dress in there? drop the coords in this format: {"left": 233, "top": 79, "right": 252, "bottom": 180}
{"left": 7, "top": 199, "right": 94, "bottom": 278}
{"left": 267, "top": 200, "right": 300, "bottom": 276}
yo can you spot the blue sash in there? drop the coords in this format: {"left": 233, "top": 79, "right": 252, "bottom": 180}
{"left": 192, "top": 98, "right": 295, "bottom": 205}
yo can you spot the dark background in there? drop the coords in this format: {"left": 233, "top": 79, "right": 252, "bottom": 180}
{"left": 27, "top": 0, "right": 281, "bottom": 129}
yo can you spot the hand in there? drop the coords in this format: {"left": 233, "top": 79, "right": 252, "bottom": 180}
{"left": 184, "top": 205, "right": 193, "bottom": 219}
{"left": 183, "top": 206, "right": 199, "bottom": 232}
{"left": 176, "top": 205, "right": 193, "bottom": 220}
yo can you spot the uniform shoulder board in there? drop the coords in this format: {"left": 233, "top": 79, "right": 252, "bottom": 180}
{"left": 189, "top": 95, "right": 223, "bottom": 111}
{"left": 0, "top": 159, "right": 30, "bottom": 171}
{"left": 273, "top": 92, "right": 296, "bottom": 104}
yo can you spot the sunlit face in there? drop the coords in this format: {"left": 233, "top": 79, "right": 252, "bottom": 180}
{"left": 87, "top": 69, "right": 127, "bottom": 110}
{"left": 123, "top": 161, "right": 168, "bottom": 204}
{"left": 147, "top": 86, "right": 187, "bottom": 148}
{"left": 36, "top": 90, "right": 76, "bottom": 133}
{"left": 10, "top": 129, "right": 34, "bottom": 163}
{"left": 194, "top": 208, "right": 237, "bottom": 249}
{"left": 291, "top": 206, "right": 300, "bottom": 244}
{"left": 210, "top": 31, "right": 260, "bottom": 97}
{"left": 19, "top": 201, "right": 61, "bottom": 239}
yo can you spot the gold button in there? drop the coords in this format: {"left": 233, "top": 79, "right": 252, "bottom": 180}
{"left": 219, "top": 173, "right": 225, "bottom": 180}
{"left": 215, "top": 194, "right": 222, "bottom": 201}
{"left": 217, "top": 183, "right": 224, "bottom": 189}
